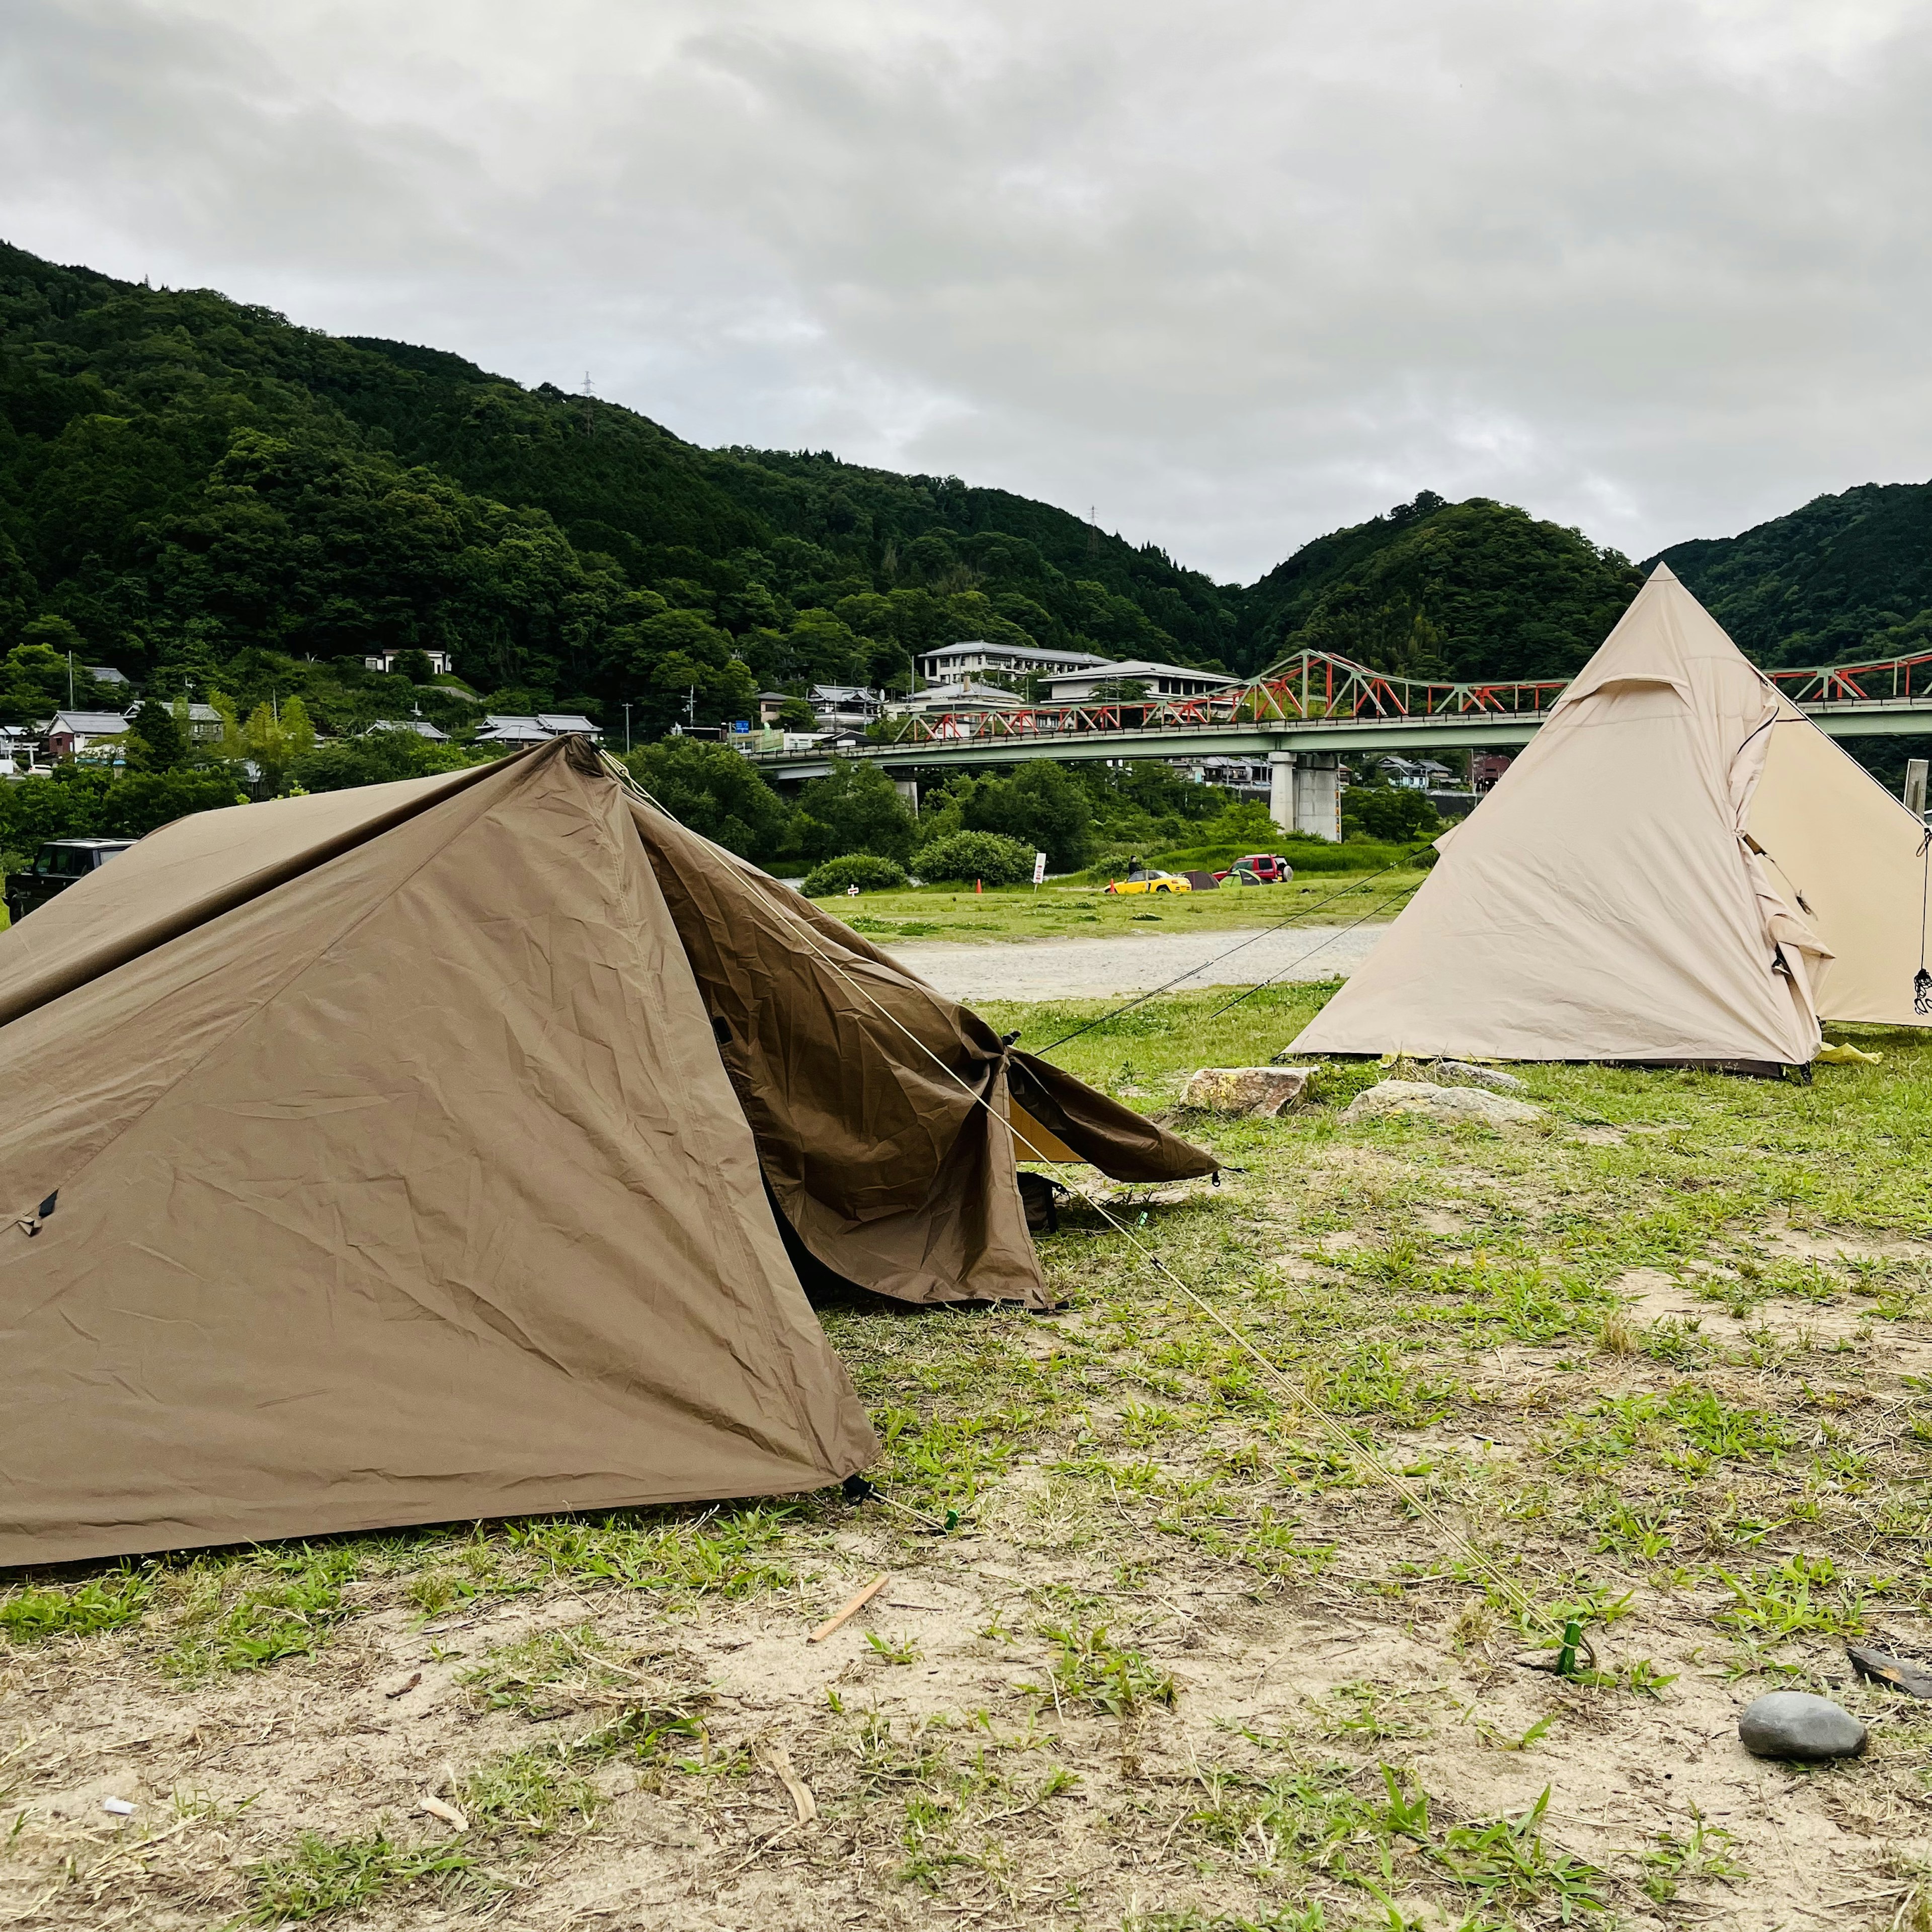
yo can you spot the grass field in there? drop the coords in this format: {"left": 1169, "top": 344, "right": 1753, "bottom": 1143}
{"left": 4, "top": 984, "right": 1931, "bottom": 1930}
{"left": 828, "top": 873, "right": 1430, "bottom": 946}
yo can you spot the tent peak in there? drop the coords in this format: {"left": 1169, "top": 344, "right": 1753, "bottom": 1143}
{"left": 1646, "top": 561, "right": 1680, "bottom": 583}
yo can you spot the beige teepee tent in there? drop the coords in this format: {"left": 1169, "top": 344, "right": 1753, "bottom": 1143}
{"left": 1295, "top": 565, "right": 1930, "bottom": 1067}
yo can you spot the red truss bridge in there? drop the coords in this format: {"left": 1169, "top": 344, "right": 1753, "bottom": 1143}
{"left": 875, "top": 645, "right": 1932, "bottom": 747}
{"left": 738, "top": 645, "right": 1932, "bottom": 834}
{"left": 742, "top": 645, "right": 1932, "bottom": 816}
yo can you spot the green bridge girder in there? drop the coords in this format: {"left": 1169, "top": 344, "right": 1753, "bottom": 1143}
{"left": 744, "top": 698, "right": 1932, "bottom": 784}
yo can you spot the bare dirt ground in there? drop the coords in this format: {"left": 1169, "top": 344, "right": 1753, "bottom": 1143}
{"left": 892, "top": 923, "right": 1390, "bottom": 1001}
{"left": 5, "top": 986, "right": 1931, "bottom": 1932}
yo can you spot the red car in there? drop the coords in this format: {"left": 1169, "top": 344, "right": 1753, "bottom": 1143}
{"left": 1214, "top": 853, "right": 1294, "bottom": 886}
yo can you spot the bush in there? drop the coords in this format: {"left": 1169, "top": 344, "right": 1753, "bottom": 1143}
{"left": 914, "top": 830, "right": 1034, "bottom": 887}
{"left": 802, "top": 853, "right": 909, "bottom": 897}
{"left": 625, "top": 738, "right": 792, "bottom": 863}
{"left": 1341, "top": 784, "right": 1442, "bottom": 843}
{"left": 959, "top": 761, "right": 1094, "bottom": 870}
{"left": 794, "top": 759, "right": 915, "bottom": 864}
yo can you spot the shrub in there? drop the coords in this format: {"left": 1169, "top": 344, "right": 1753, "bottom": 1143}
{"left": 1341, "top": 783, "right": 1442, "bottom": 842}
{"left": 802, "top": 853, "right": 909, "bottom": 897}
{"left": 794, "top": 759, "right": 915, "bottom": 864}
{"left": 625, "top": 738, "right": 792, "bottom": 863}
{"left": 914, "top": 830, "right": 1034, "bottom": 887}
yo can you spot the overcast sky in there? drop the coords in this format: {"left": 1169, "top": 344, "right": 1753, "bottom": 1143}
{"left": 4, "top": 0, "right": 1929, "bottom": 583}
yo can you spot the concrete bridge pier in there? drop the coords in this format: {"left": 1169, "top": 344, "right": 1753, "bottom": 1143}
{"left": 1269, "top": 751, "right": 1340, "bottom": 842}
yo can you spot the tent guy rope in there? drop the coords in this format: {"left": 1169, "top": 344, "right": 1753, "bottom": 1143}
{"left": 601, "top": 751, "right": 1583, "bottom": 1661}
{"left": 1035, "top": 863, "right": 1404, "bottom": 1055}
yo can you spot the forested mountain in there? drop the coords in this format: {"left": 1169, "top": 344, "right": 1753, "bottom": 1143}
{"left": 1655, "top": 479, "right": 1932, "bottom": 667}
{"left": 0, "top": 240, "right": 1235, "bottom": 736}
{"left": 4, "top": 236, "right": 1923, "bottom": 748}
{"left": 1235, "top": 491, "right": 1645, "bottom": 682}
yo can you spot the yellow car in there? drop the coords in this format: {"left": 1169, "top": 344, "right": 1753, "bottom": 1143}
{"left": 1105, "top": 864, "right": 1193, "bottom": 896}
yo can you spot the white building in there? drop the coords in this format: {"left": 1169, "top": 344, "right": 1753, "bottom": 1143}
{"left": 887, "top": 679, "right": 1032, "bottom": 719}
{"left": 363, "top": 718, "right": 450, "bottom": 742}
{"left": 810, "top": 685, "right": 886, "bottom": 730}
{"left": 914, "top": 640, "right": 1110, "bottom": 687}
{"left": 364, "top": 648, "right": 454, "bottom": 676}
{"left": 42, "top": 710, "right": 129, "bottom": 759}
{"left": 1035, "top": 660, "right": 1238, "bottom": 705}
{"left": 473, "top": 713, "right": 601, "bottom": 748}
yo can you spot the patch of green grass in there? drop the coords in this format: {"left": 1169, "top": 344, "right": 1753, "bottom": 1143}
{"left": 160, "top": 1545, "right": 361, "bottom": 1675}
{"left": 0, "top": 1568, "right": 152, "bottom": 1644}
{"left": 1430, "top": 1787, "right": 1608, "bottom": 1919}
{"left": 1023, "top": 1623, "right": 1175, "bottom": 1719}
{"left": 504, "top": 1504, "right": 796, "bottom": 1599}
{"left": 400, "top": 1533, "right": 533, "bottom": 1619}
{"left": 1711, "top": 1553, "right": 1883, "bottom": 1639}
{"left": 1548, "top": 1385, "right": 1791, "bottom": 1475}
{"left": 458, "top": 1624, "right": 709, "bottom": 1761}
{"left": 1317, "top": 1681, "right": 1436, "bottom": 1742}
{"left": 828, "top": 872, "right": 1428, "bottom": 950}
{"left": 1635, "top": 1809, "right": 1747, "bottom": 1901}
{"left": 461, "top": 1747, "right": 601, "bottom": 1837}
{"left": 242, "top": 1828, "right": 474, "bottom": 1924}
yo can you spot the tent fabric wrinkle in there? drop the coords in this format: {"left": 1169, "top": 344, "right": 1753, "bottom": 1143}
{"left": 1294, "top": 562, "right": 1921, "bottom": 1065}
{"left": 625, "top": 796, "right": 1216, "bottom": 1310}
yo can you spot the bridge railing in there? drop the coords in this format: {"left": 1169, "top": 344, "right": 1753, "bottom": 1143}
{"left": 798, "top": 643, "right": 1932, "bottom": 756}
{"left": 872, "top": 649, "right": 1582, "bottom": 747}
{"left": 1766, "top": 649, "right": 1932, "bottom": 705}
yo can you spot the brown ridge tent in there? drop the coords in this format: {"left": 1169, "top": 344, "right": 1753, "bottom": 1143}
{"left": 1294, "top": 566, "right": 1931, "bottom": 1067}
{"left": 0, "top": 739, "right": 1211, "bottom": 1565}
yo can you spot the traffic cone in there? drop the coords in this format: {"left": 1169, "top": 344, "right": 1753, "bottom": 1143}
{"left": 975, "top": 877, "right": 982, "bottom": 894}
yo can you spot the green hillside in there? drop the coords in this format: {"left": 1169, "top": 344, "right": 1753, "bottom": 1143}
{"left": 0, "top": 241, "right": 1237, "bottom": 736}
{"left": 1235, "top": 491, "right": 1644, "bottom": 682}
{"left": 4, "top": 234, "right": 1916, "bottom": 745}
{"left": 1655, "top": 478, "right": 1932, "bottom": 667}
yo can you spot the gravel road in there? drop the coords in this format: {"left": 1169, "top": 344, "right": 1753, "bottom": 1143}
{"left": 890, "top": 922, "right": 1390, "bottom": 1003}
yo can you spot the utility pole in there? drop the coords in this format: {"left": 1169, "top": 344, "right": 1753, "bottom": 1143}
{"left": 66, "top": 651, "right": 74, "bottom": 707}
{"left": 622, "top": 702, "right": 632, "bottom": 754}
{"left": 685, "top": 685, "right": 697, "bottom": 731}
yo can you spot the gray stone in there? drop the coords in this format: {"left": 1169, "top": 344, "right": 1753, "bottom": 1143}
{"left": 1437, "top": 1060, "right": 1528, "bottom": 1093}
{"left": 1737, "top": 1692, "right": 1867, "bottom": 1761}
{"left": 1343, "top": 1079, "right": 1543, "bottom": 1126}
{"left": 1180, "top": 1066, "right": 1314, "bottom": 1117}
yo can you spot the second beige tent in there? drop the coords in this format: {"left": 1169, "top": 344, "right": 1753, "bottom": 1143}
{"left": 1295, "top": 565, "right": 1930, "bottom": 1067}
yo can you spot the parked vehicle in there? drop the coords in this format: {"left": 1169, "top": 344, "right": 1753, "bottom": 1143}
{"left": 1215, "top": 852, "right": 1295, "bottom": 886}
{"left": 5, "top": 838, "right": 137, "bottom": 924}
{"left": 1105, "top": 862, "right": 1192, "bottom": 897}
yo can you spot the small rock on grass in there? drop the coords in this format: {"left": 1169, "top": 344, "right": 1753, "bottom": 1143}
{"left": 1181, "top": 1066, "right": 1313, "bottom": 1117}
{"left": 1436, "top": 1059, "right": 1527, "bottom": 1093}
{"left": 1343, "top": 1080, "right": 1542, "bottom": 1126}
{"left": 1738, "top": 1691, "right": 1867, "bottom": 1761}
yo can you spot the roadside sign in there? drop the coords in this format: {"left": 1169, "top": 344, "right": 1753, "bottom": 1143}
{"left": 1032, "top": 850, "right": 1048, "bottom": 887}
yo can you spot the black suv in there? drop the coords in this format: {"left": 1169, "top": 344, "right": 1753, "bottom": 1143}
{"left": 5, "top": 838, "right": 137, "bottom": 924}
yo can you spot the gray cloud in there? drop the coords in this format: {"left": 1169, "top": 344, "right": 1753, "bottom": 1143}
{"left": 4, "top": 0, "right": 1929, "bottom": 579}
